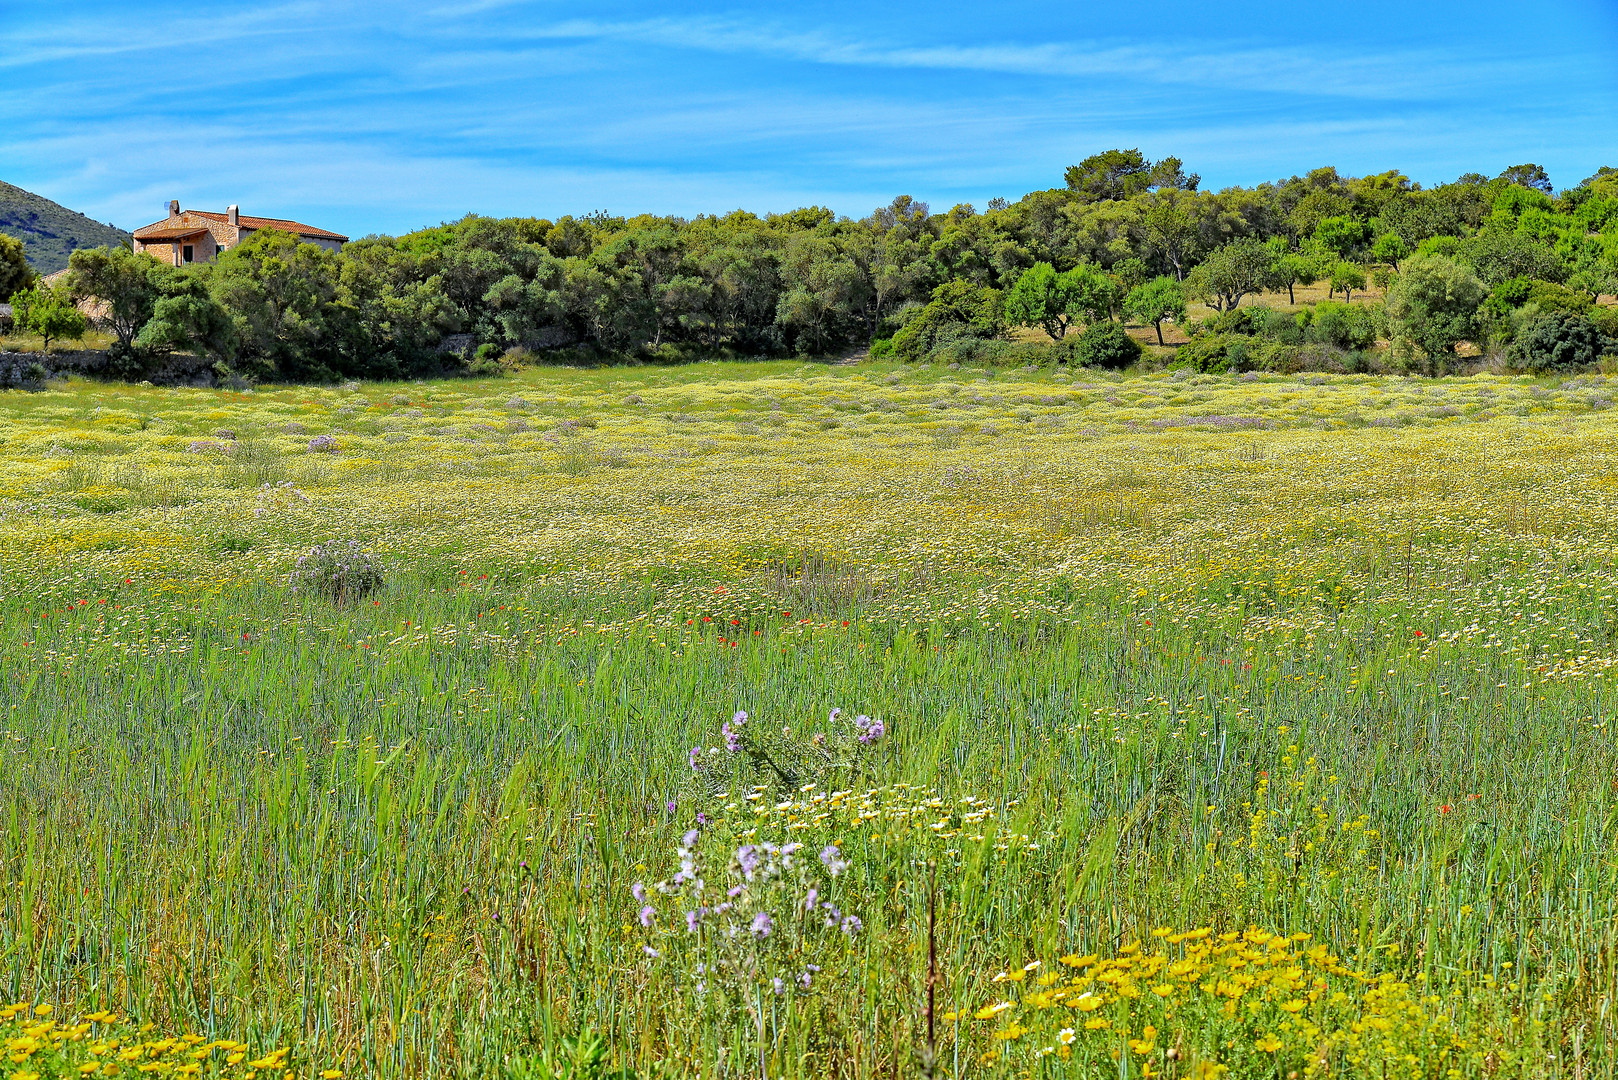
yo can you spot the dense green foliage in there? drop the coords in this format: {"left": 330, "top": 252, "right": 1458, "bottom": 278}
{"left": 0, "top": 232, "right": 34, "bottom": 301}
{"left": 9, "top": 283, "right": 87, "bottom": 350}
{"left": 29, "top": 157, "right": 1618, "bottom": 380}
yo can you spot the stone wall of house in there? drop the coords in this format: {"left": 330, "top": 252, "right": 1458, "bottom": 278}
{"left": 133, "top": 212, "right": 234, "bottom": 264}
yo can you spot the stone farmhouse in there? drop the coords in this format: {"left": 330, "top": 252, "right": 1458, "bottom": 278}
{"left": 131, "top": 200, "right": 347, "bottom": 265}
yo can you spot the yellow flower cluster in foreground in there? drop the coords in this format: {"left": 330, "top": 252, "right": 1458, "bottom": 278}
{"left": 0, "top": 1004, "right": 334, "bottom": 1080}
{"left": 952, "top": 927, "right": 1519, "bottom": 1078}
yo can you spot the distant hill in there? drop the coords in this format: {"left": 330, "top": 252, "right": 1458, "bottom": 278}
{"left": 0, "top": 181, "right": 131, "bottom": 275}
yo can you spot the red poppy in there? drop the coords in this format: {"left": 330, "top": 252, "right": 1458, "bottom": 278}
{"left": 1414, "top": 630, "right": 1424, "bottom": 637}
{"left": 1438, "top": 804, "right": 1453, "bottom": 814}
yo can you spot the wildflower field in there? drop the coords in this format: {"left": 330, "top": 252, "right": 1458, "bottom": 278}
{"left": 2, "top": 360, "right": 1618, "bottom": 1078}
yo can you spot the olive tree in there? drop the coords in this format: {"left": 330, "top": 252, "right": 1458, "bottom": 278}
{"left": 1186, "top": 238, "right": 1270, "bottom": 312}
{"left": 1122, "top": 276, "right": 1186, "bottom": 345}
{"left": 11, "top": 284, "right": 87, "bottom": 351}
{"left": 1383, "top": 254, "right": 1487, "bottom": 367}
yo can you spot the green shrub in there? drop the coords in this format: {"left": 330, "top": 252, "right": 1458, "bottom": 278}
{"left": 1303, "top": 301, "right": 1379, "bottom": 351}
{"left": 1591, "top": 306, "right": 1618, "bottom": 340}
{"left": 927, "top": 336, "right": 1048, "bottom": 367}
{"left": 868, "top": 337, "right": 894, "bottom": 359}
{"left": 1201, "top": 307, "right": 1268, "bottom": 337}
{"left": 891, "top": 280, "right": 1004, "bottom": 360}
{"left": 1507, "top": 312, "right": 1612, "bottom": 372}
{"left": 288, "top": 540, "right": 385, "bottom": 602}
{"left": 1067, "top": 320, "right": 1141, "bottom": 369}
{"left": 1173, "top": 333, "right": 1235, "bottom": 373}
{"left": 467, "top": 342, "right": 508, "bottom": 377}
{"left": 104, "top": 340, "right": 163, "bottom": 381}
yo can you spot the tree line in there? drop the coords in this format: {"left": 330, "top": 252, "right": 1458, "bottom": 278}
{"left": 4, "top": 151, "right": 1617, "bottom": 380}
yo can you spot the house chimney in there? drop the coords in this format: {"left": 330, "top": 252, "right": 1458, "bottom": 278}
{"left": 168, "top": 199, "right": 180, "bottom": 217}
{"left": 228, "top": 204, "right": 239, "bottom": 226}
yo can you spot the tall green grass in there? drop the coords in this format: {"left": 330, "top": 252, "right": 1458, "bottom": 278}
{"left": 0, "top": 568, "right": 1613, "bottom": 1076}
{"left": 2, "top": 366, "right": 1618, "bottom": 1076}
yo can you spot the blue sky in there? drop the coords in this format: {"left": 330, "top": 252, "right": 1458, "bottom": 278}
{"left": 4, "top": 0, "right": 1616, "bottom": 237}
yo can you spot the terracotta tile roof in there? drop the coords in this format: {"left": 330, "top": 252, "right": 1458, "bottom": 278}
{"left": 188, "top": 211, "right": 347, "bottom": 242}
{"left": 132, "top": 211, "right": 347, "bottom": 243}
{"left": 130, "top": 225, "right": 213, "bottom": 241}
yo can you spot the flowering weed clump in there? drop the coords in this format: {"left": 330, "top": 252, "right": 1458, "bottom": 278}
{"left": 287, "top": 539, "right": 384, "bottom": 602}
{"left": 0, "top": 1003, "right": 320, "bottom": 1080}
{"left": 688, "top": 707, "right": 888, "bottom": 798}
{"left": 959, "top": 927, "right": 1534, "bottom": 1079}
{"left": 631, "top": 828, "right": 862, "bottom": 1010}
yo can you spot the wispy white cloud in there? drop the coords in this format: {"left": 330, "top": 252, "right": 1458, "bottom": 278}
{"left": 0, "top": 1, "right": 1612, "bottom": 236}
{"left": 506, "top": 15, "right": 1538, "bottom": 101}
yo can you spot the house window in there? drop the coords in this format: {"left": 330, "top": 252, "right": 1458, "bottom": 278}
{"left": 183, "top": 245, "right": 194, "bottom": 263}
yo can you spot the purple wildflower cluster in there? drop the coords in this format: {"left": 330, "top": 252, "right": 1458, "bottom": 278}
{"left": 288, "top": 539, "right": 384, "bottom": 602}
{"left": 722, "top": 710, "right": 747, "bottom": 753}
{"left": 632, "top": 827, "right": 861, "bottom": 1005}
{"left": 688, "top": 707, "right": 889, "bottom": 795}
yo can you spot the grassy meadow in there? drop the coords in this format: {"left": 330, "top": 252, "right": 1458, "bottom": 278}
{"left": 2, "top": 360, "right": 1618, "bottom": 1078}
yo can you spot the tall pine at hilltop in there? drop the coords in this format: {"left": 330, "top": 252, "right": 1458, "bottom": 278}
{"left": 0, "top": 181, "right": 130, "bottom": 274}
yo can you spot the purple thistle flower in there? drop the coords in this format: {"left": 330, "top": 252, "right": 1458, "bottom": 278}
{"left": 772, "top": 977, "right": 785, "bottom": 995}
{"left": 803, "top": 887, "right": 819, "bottom": 911}
{"left": 750, "top": 912, "right": 773, "bottom": 939}
{"left": 736, "top": 844, "right": 760, "bottom": 878}
{"left": 696, "top": 812, "right": 710, "bottom": 826}
{"left": 820, "top": 845, "right": 848, "bottom": 877}
{"left": 632, "top": 882, "right": 647, "bottom": 904}
{"left": 722, "top": 722, "right": 741, "bottom": 753}
{"left": 688, "top": 746, "right": 702, "bottom": 771}
{"left": 686, "top": 907, "right": 706, "bottom": 932}
{"left": 639, "top": 905, "right": 656, "bottom": 927}
{"left": 841, "top": 914, "right": 863, "bottom": 937}
{"left": 667, "top": 798, "right": 677, "bottom": 814}
{"left": 682, "top": 828, "right": 700, "bottom": 850}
